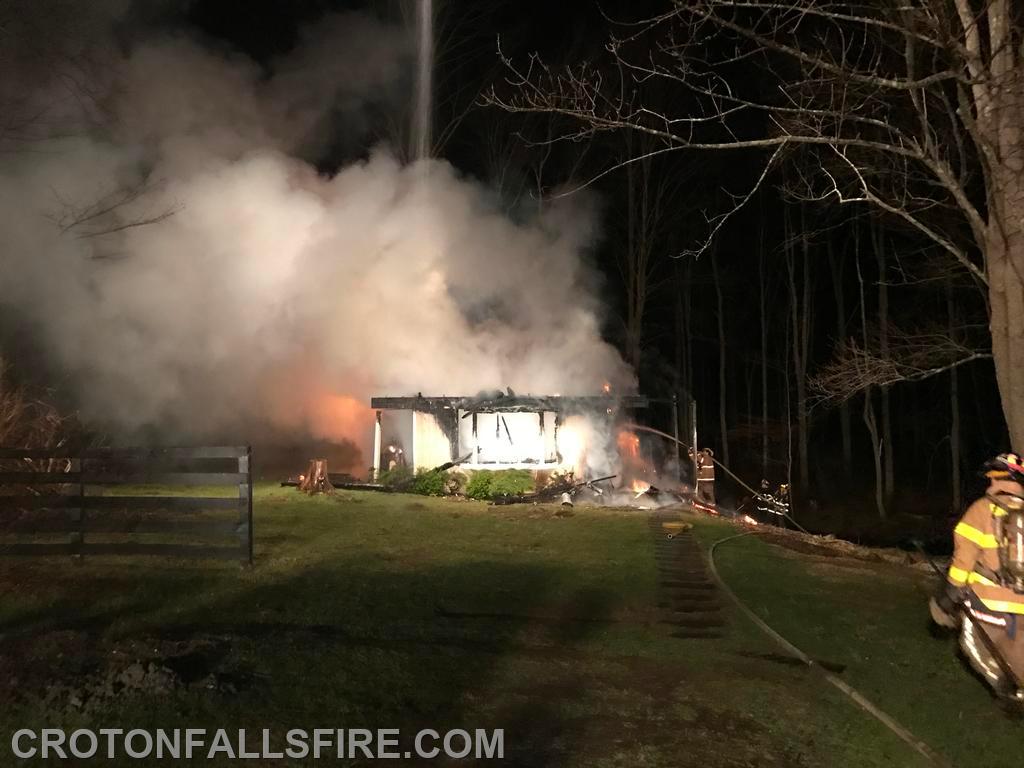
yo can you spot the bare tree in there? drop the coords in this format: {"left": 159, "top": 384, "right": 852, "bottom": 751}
{"left": 0, "top": 0, "right": 116, "bottom": 152}
{"left": 947, "top": 276, "right": 963, "bottom": 511}
{"left": 711, "top": 244, "right": 730, "bottom": 467}
{"left": 811, "top": 321, "right": 990, "bottom": 399}
{"left": 871, "top": 218, "right": 895, "bottom": 498}
{"left": 46, "top": 180, "right": 180, "bottom": 246}
{"left": 759, "top": 214, "right": 770, "bottom": 478}
{"left": 855, "top": 244, "right": 887, "bottom": 521}
{"left": 615, "top": 130, "right": 685, "bottom": 373}
{"left": 0, "top": 1, "right": 178, "bottom": 239}
{"left": 677, "top": 259, "right": 695, "bottom": 441}
{"left": 827, "top": 237, "right": 854, "bottom": 467}
{"left": 784, "top": 206, "right": 812, "bottom": 493}
{"left": 488, "top": 1, "right": 1024, "bottom": 447}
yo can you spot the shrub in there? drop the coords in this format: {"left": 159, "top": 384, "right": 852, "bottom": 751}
{"left": 465, "top": 469, "right": 535, "bottom": 500}
{"left": 0, "top": 360, "right": 69, "bottom": 448}
{"left": 410, "top": 469, "right": 447, "bottom": 497}
{"left": 379, "top": 467, "right": 452, "bottom": 497}
{"left": 378, "top": 466, "right": 413, "bottom": 490}
{"left": 465, "top": 471, "right": 493, "bottom": 500}
{"left": 489, "top": 469, "right": 535, "bottom": 498}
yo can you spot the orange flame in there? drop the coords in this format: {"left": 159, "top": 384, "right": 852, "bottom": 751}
{"left": 318, "top": 394, "right": 374, "bottom": 441}
{"left": 617, "top": 430, "right": 641, "bottom": 458}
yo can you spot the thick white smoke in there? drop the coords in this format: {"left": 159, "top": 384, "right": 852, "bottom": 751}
{"left": 0, "top": 7, "right": 634, "bottom": 464}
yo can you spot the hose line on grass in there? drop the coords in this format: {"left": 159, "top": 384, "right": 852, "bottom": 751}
{"left": 708, "top": 531, "right": 951, "bottom": 768}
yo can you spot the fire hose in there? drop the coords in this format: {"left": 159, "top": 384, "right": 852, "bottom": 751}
{"left": 710, "top": 531, "right": 950, "bottom": 767}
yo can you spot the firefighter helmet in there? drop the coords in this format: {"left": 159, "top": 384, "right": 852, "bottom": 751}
{"left": 982, "top": 453, "right": 1024, "bottom": 483}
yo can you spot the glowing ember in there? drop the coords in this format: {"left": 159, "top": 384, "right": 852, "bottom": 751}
{"left": 602, "top": 382, "right": 611, "bottom": 394}
{"left": 742, "top": 515, "right": 759, "bottom": 526}
{"left": 692, "top": 500, "right": 720, "bottom": 516}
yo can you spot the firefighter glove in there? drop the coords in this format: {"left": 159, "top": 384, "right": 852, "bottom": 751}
{"left": 930, "top": 583, "right": 965, "bottom": 629}
{"left": 929, "top": 597, "right": 958, "bottom": 628}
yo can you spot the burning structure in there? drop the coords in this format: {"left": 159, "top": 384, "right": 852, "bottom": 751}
{"left": 369, "top": 393, "right": 648, "bottom": 479}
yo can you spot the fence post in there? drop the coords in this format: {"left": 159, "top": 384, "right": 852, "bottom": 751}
{"left": 238, "top": 447, "right": 253, "bottom": 565}
{"left": 67, "top": 454, "right": 84, "bottom": 561}
{"left": 671, "top": 394, "right": 681, "bottom": 483}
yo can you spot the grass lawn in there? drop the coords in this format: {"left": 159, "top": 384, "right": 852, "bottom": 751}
{"left": 696, "top": 521, "right": 1024, "bottom": 767}
{"left": 0, "top": 488, "right": 1015, "bottom": 766}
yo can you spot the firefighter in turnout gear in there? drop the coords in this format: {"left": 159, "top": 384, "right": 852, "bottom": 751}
{"left": 930, "top": 453, "right": 1024, "bottom": 703}
{"left": 689, "top": 448, "right": 716, "bottom": 506}
{"left": 756, "top": 479, "right": 790, "bottom": 525}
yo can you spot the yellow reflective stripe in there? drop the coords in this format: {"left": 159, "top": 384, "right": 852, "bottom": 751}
{"left": 968, "top": 571, "right": 999, "bottom": 587}
{"left": 954, "top": 521, "right": 999, "bottom": 548}
{"left": 978, "top": 597, "right": 1024, "bottom": 615}
{"left": 989, "top": 503, "right": 1008, "bottom": 518}
{"left": 948, "top": 566, "right": 969, "bottom": 584}
{"left": 948, "top": 566, "right": 999, "bottom": 587}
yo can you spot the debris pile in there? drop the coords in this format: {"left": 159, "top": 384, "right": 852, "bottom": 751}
{"left": 754, "top": 525, "right": 939, "bottom": 572}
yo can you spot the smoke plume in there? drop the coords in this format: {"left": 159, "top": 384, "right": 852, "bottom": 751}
{"left": 0, "top": 4, "right": 633, "bottom": 465}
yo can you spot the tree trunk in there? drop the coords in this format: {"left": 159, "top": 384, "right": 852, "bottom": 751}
{"left": 799, "top": 230, "right": 811, "bottom": 492}
{"left": 979, "top": 35, "right": 1024, "bottom": 447}
{"left": 624, "top": 155, "right": 642, "bottom": 371}
{"left": 785, "top": 208, "right": 810, "bottom": 495}
{"left": 783, "top": 311, "right": 794, "bottom": 521}
{"left": 828, "top": 239, "right": 853, "bottom": 468}
{"left": 683, "top": 260, "right": 694, "bottom": 409}
{"left": 862, "top": 395, "right": 886, "bottom": 521}
{"left": 759, "top": 220, "right": 770, "bottom": 480}
{"left": 872, "top": 219, "right": 895, "bottom": 497}
{"left": 947, "top": 278, "right": 962, "bottom": 513}
{"left": 674, "top": 261, "right": 689, "bottom": 446}
{"left": 745, "top": 361, "right": 754, "bottom": 463}
{"left": 987, "top": 168, "right": 1024, "bottom": 451}
{"left": 856, "top": 242, "right": 887, "bottom": 521}
{"left": 712, "top": 246, "right": 730, "bottom": 467}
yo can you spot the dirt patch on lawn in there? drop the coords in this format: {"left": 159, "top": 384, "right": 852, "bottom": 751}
{"left": 0, "top": 632, "right": 257, "bottom": 716}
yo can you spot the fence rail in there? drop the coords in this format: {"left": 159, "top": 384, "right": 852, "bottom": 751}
{"left": 0, "top": 446, "right": 253, "bottom": 563}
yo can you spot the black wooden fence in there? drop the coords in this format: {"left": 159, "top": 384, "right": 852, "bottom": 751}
{"left": 0, "top": 446, "right": 253, "bottom": 563}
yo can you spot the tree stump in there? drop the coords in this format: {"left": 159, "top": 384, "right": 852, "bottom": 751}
{"left": 299, "top": 459, "right": 334, "bottom": 495}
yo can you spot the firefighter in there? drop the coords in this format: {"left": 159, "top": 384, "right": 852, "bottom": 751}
{"left": 756, "top": 479, "right": 789, "bottom": 525}
{"left": 690, "top": 448, "right": 715, "bottom": 506}
{"left": 755, "top": 479, "right": 775, "bottom": 521}
{"left": 930, "top": 453, "right": 1024, "bottom": 703}
{"left": 382, "top": 442, "right": 407, "bottom": 472}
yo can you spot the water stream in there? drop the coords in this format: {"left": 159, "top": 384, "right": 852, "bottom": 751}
{"left": 412, "top": 0, "right": 433, "bottom": 160}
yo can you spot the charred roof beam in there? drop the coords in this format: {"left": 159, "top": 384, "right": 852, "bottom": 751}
{"left": 369, "top": 394, "right": 648, "bottom": 413}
